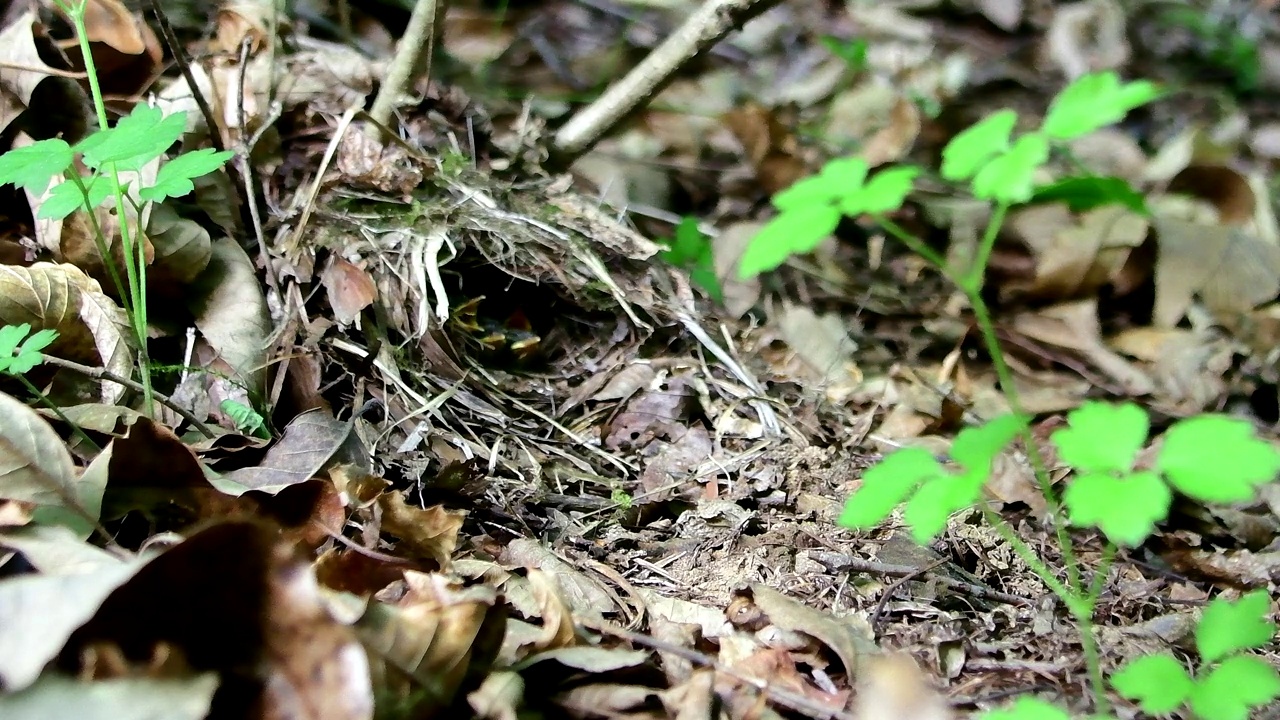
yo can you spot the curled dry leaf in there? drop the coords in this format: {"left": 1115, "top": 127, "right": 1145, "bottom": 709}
{"left": 378, "top": 490, "right": 465, "bottom": 569}
{"left": 354, "top": 571, "right": 502, "bottom": 715}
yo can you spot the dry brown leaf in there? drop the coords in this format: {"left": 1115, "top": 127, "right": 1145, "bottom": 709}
{"left": 853, "top": 653, "right": 953, "bottom": 720}
{"left": 218, "top": 409, "right": 362, "bottom": 495}
{"left": 1044, "top": 0, "right": 1129, "bottom": 78}
{"left": 0, "top": 11, "right": 87, "bottom": 139}
{"left": 72, "top": 0, "right": 148, "bottom": 55}
{"left": 1151, "top": 217, "right": 1280, "bottom": 327}
{"left": 355, "top": 571, "right": 502, "bottom": 714}
{"left": 1012, "top": 300, "right": 1154, "bottom": 395}
{"left": 321, "top": 255, "right": 379, "bottom": 327}
{"left": 1001, "top": 203, "right": 1148, "bottom": 301}
{"left": 378, "top": 491, "right": 464, "bottom": 568}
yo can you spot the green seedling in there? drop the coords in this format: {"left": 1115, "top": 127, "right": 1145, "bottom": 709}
{"left": 0, "top": 323, "right": 57, "bottom": 376}
{"left": 658, "top": 216, "right": 724, "bottom": 303}
{"left": 1113, "top": 590, "right": 1280, "bottom": 720}
{"left": 821, "top": 36, "right": 868, "bottom": 74}
{"left": 0, "top": 0, "right": 235, "bottom": 419}
{"left": 220, "top": 399, "right": 269, "bottom": 440}
{"left": 737, "top": 71, "right": 1280, "bottom": 717}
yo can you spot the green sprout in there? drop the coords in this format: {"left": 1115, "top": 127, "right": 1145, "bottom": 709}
{"left": 1112, "top": 591, "right": 1280, "bottom": 720}
{"left": 220, "top": 399, "right": 269, "bottom": 440}
{"left": 735, "top": 69, "right": 1280, "bottom": 718}
{"left": 658, "top": 216, "right": 724, "bottom": 303}
{"left": 0, "top": 0, "right": 235, "bottom": 419}
{"left": 0, "top": 323, "right": 57, "bottom": 376}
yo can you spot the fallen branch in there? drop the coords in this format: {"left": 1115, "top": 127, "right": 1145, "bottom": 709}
{"left": 551, "top": 0, "right": 782, "bottom": 165}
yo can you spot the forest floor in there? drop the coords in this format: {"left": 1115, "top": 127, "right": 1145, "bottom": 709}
{"left": 0, "top": 0, "right": 1278, "bottom": 718}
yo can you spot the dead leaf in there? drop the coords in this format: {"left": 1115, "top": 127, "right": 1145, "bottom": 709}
{"left": 0, "top": 673, "right": 219, "bottom": 720}
{"left": 321, "top": 255, "right": 379, "bottom": 326}
{"left": 217, "top": 410, "right": 363, "bottom": 495}
{"left": 0, "top": 391, "right": 99, "bottom": 536}
{"left": 1151, "top": 217, "right": 1280, "bottom": 326}
{"left": 1044, "top": 0, "right": 1129, "bottom": 78}
{"left": 378, "top": 490, "right": 464, "bottom": 568}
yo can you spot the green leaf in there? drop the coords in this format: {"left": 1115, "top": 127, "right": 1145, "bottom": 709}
{"left": 738, "top": 204, "right": 841, "bottom": 278}
{"left": 0, "top": 324, "right": 32, "bottom": 374}
{"left": 971, "top": 133, "right": 1048, "bottom": 203}
{"left": 1112, "top": 653, "right": 1194, "bottom": 714}
{"left": 774, "top": 157, "right": 868, "bottom": 211}
{"left": 1041, "top": 72, "right": 1163, "bottom": 140}
{"left": 138, "top": 148, "right": 234, "bottom": 202}
{"left": 1156, "top": 415, "right": 1280, "bottom": 504}
{"left": 976, "top": 697, "right": 1073, "bottom": 720}
{"left": 949, "top": 413, "right": 1025, "bottom": 475}
{"left": 820, "top": 36, "right": 868, "bottom": 73}
{"left": 1063, "top": 470, "right": 1169, "bottom": 546}
{"left": 0, "top": 140, "right": 73, "bottom": 195}
{"left": 658, "top": 216, "right": 707, "bottom": 266}
{"left": 1052, "top": 401, "right": 1149, "bottom": 475}
{"left": 941, "top": 110, "right": 1016, "bottom": 181}
{"left": 1190, "top": 655, "right": 1280, "bottom": 720}
{"left": 1197, "top": 591, "right": 1277, "bottom": 663}
{"left": 838, "top": 448, "right": 943, "bottom": 529}
{"left": 78, "top": 104, "right": 188, "bottom": 170}
{"left": 903, "top": 471, "right": 986, "bottom": 543}
{"left": 849, "top": 165, "right": 919, "bottom": 215}
{"left": 1029, "top": 176, "right": 1149, "bottom": 214}
{"left": 38, "top": 175, "right": 114, "bottom": 221}
{"left": 6, "top": 328, "right": 57, "bottom": 376}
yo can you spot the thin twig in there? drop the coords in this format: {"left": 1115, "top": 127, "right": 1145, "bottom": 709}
{"left": 810, "top": 551, "right": 1031, "bottom": 608}
{"left": 41, "top": 354, "right": 219, "bottom": 439}
{"left": 366, "top": 0, "right": 443, "bottom": 137}
{"left": 551, "top": 0, "right": 783, "bottom": 165}
{"left": 145, "top": 0, "right": 250, "bottom": 238}
{"left": 870, "top": 559, "right": 949, "bottom": 636}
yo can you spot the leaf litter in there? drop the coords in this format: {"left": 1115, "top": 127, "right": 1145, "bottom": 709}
{"left": 0, "top": 0, "right": 1277, "bottom": 718}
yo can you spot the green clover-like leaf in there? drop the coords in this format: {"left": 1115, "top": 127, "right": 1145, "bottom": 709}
{"left": 1156, "top": 415, "right": 1280, "bottom": 504}
{"left": 1112, "top": 653, "right": 1194, "bottom": 715}
{"left": 1063, "top": 470, "right": 1169, "bottom": 546}
{"left": 773, "top": 157, "right": 868, "bottom": 211}
{"left": 941, "top": 110, "right": 1016, "bottom": 182}
{"left": 78, "top": 104, "right": 188, "bottom": 171}
{"left": 971, "top": 133, "right": 1048, "bottom": 203}
{"left": 848, "top": 165, "right": 919, "bottom": 215}
{"left": 737, "top": 204, "right": 841, "bottom": 278}
{"left": 138, "top": 148, "right": 234, "bottom": 203}
{"left": 5, "top": 327, "right": 57, "bottom": 376}
{"left": 903, "top": 470, "right": 987, "bottom": 543}
{"left": 1190, "top": 655, "right": 1280, "bottom": 720}
{"left": 976, "top": 697, "right": 1073, "bottom": 720}
{"left": 838, "top": 447, "right": 944, "bottom": 530}
{"left": 1197, "top": 591, "right": 1277, "bottom": 664}
{"left": 1052, "top": 401, "right": 1149, "bottom": 475}
{"left": 1041, "top": 72, "right": 1163, "bottom": 140}
{"left": 949, "top": 412, "right": 1025, "bottom": 475}
{"left": 0, "top": 139, "right": 73, "bottom": 195}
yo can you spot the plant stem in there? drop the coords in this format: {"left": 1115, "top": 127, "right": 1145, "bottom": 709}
{"left": 886, "top": 200, "right": 1111, "bottom": 712}
{"left": 66, "top": 2, "right": 154, "bottom": 416}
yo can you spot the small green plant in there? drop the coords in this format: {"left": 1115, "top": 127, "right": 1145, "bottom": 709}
{"left": 0, "top": 0, "right": 234, "bottom": 417}
{"left": 821, "top": 36, "right": 869, "bottom": 74}
{"left": 1114, "top": 590, "right": 1279, "bottom": 720}
{"left": 657, "top": 216, "right": 723, "bottom": 303}
{"left": 0, "top": 323, "right": 57, "bottom": 377}
{"left": 738, "top": 71, "right": 1280, "bottom": 718}
{"left": 221, "top": 399, "right": 269, "bottom": 440}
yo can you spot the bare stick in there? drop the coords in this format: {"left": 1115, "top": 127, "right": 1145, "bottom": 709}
{"left": 41, "top": 354, "right": 219, "bottom": 439}
{"left": 366, "top": 0, "right": 444, "bottom": 136}
{"left": 551, "top": 0, "right": 781, "bottom": 164}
